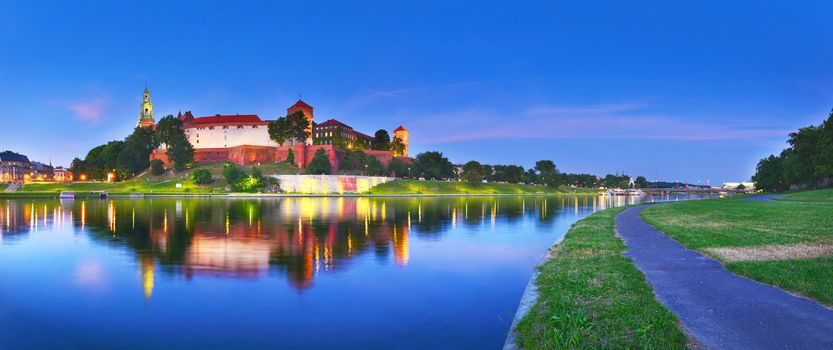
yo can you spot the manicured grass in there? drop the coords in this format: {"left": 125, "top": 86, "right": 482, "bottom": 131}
{"left": 776, "top": 188, "right": 833, "bottom": 202}
{"left": 642, "top": 198, "right": 833, "bottom": 305}
{"left": 728, "top": 257, "right": 833, "bottom": 305}
{"left": 365, "top": 179, "right": 598, "bottom": 195}
{"left": 0, "top": 184, "right": 7, "bottom": 191}
{"left": 641, "top": 198, "right": 833, "bottom": 248}
{"left": 515, "top": 207, "right": 689, "bottom": 349}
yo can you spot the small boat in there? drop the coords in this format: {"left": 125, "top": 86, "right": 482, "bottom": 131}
{"left": 59, "top": 191, "right": 76, "bottom": 199}
{"left": 93, "top": 190, "right": 109, "bottom": 199}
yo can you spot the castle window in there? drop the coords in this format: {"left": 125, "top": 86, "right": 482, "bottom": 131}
{"left": 223, "top": 126, "right": 228, "bottom": 129}
{"left": 209, "top": 127, "right": 215, "bottom": 130}
{"left": 238, "top": 126, "right": 243, "bottom": 129}
{"left": 253, "top": 125, "right": 258, "bottom": 129}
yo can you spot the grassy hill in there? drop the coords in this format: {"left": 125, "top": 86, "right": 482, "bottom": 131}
{"left": 365, "top": 179, "right": 598, "bottom": 195}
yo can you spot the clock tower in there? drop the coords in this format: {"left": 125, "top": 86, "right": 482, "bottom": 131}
{"left": 138, "top": 85, "right": 155, "bottom": 128}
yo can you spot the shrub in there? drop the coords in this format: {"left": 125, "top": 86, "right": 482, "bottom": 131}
{"left": 286, "top": 149, "right": 295, "bottom": 165}
{"left": 150, "top": 159, "right": 165, "bottom": 176}
{"left": 306, "top": 149, "right": 332, "bottom": 175}
{"left": 192, "top": 169, "right": 213, "bottom": 185}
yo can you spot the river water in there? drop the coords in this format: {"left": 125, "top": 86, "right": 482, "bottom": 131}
{"left": 0, "top": 194, "right": 705, "bottom": 349}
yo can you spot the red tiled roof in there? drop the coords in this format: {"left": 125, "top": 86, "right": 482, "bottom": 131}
{"left": 187, "top": 114, "right": 263, "bottom": 125}
{"left": 289, "top": 100, "right": 313, "bottom": 110}
{"left": 354, "top": 131, "right": 374, "bottom": 140}
{"left": 394, "top": 125, "right": 408, "bottom": 132}
{"left": 315, "top": 119, "right": 351, "bottom": 128}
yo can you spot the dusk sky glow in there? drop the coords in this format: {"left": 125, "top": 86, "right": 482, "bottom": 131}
{"left": 1, "top": 1, "right": 832, "bottom": 183}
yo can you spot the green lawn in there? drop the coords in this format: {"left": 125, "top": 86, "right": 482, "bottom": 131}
{"left": 775, "top": 188, "right": 833, "bottom": 202}
{"left": 515, "top": 207, "right": 689, "bottom": 349}
{"left": 365, "top": 179, "right": 598, "bottom": 195}
{"left": 0, "top": 184, "right": 7, "bottom": 191}
{"left": 642, "top": 197, "right": 833, "bottom": 305}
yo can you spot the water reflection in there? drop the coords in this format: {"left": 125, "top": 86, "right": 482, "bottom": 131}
{"left": 0, "top": 194, "right": 701, "bottom": 297}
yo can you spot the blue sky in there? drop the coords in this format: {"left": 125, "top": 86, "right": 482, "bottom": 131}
{"left": 1, "top": 1, "right": 831, "bottom": 183}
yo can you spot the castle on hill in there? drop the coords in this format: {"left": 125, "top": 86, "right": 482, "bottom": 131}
{"left": 143, "top": 87, "right": 410, "bottom": 171}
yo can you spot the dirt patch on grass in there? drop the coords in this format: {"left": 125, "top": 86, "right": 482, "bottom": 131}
{"left": 706, "top": 241, "right": 833, "bottom": 262}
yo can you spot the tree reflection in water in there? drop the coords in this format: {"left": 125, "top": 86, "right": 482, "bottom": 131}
{"left": 0, "top": 195, "right": 650, "bottom": 297}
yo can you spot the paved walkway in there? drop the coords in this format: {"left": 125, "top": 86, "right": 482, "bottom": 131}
{"left": 3, "top": 184, "right": 19, "bottom": 193}
{"left": 739, "top": 194, "right": 783, "bottom": 201}
{"left": 616, "top": 206, "right": 833, "bottom": 350}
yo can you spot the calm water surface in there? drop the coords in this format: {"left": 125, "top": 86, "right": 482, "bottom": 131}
{"left": 0, "top": 194, "right": 705, "bottom": 349}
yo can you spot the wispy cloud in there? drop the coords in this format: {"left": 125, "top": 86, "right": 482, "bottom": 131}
{"left": 415, "top": 103, "right": 790, "bottom": 144}
{"left": 59, "top": 95, "right": 110, "bottom": 124}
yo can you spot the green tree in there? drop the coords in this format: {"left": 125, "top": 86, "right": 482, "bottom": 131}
{"left": 524, "top": 168, "right": 538, "bottom": 184}
{"left": 340, "top": 150, "right": 366, "bottom": 173}
{"left": 372, "top": 129, "right": 391, "bottom": 150}
{"left": 390, "top": 137, "right": 406, "bottom": 157}
{"left": 635, "top": 176, "right": 649, "bottom": 188}
{"left": 154, "top": 115, "right": 182, "bottom": 146}
{"left": 116, "top": 126, "right": 158, "bottom": 179}
{"left": 752, "top": 154, "right": 785, "bottom": 191}
{"left": 70, "top": 158, "right": 86, "bottom": 179}
{"left": 414, "top": 151, "right": 454, "bottom": 180}
{"left": 154, "top": 115, "right": 194, "bottom": 171}
{"left": 192, "top": 169, "right": 213, "bottom": 185}
{"left": 168, "top": 134, "right": 195, "bottom": 171}
{"left": 535, "top": 160, "right": 562, "bottom": 187}
{"left": 150, "top": 159, "right": 165, "bottom": 176}
{"left": 306, "top": 149, "right": 332, "bottom": 175}
{"left": 269, "top": 111, "right": 310, "bottom": 145}
{"left": 223, "top": 163, "right": 246, "bottom": 186}
{"left": 386, "top": 157, "right": 409, "bottom": 177}
{"left": 285, "top": 149, "right": 295, "bottom": 165}
{"left": 366, "top": 155, "right": 384, "bottom": 176}
{"left": 461, "top": 160, "right": 484, "bottom": 183}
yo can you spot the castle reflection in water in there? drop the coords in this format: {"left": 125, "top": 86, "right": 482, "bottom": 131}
{"left": 0, "top": 195, "right": 647, "bottom": 298}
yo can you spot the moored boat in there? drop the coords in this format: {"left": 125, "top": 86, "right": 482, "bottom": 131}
{"left": 59, "top": 191, "right": 76, "bottom": 199}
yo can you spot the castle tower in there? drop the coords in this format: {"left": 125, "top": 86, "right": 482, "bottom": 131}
{"left": 287, "top": 100, "right": 314, "bottom": 145}
{"left": 393, "top": 125, "right": 409, "bottom": 157}
{"left": 138, "top": 85, "right": 155, "bottom": 128}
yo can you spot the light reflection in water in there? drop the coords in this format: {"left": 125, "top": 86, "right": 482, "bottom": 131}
{"left": 0, "top": 194, "right": 715, "bottom": 348}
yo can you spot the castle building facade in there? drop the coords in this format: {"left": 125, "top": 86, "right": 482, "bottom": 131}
{"left": 142, "top": 87, "right": 411, "bottom": 171}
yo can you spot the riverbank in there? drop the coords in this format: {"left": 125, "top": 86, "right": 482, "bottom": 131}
{"left": 1, "top": 179, "right": 600, "bottom": 198}
{"left": 641, "top": 192, "right": 833, "bottom": 305}
{"left": 513, "top": 207, "right": 689, "bottom": 349}
{"left": 365, "top": 180, "right": 597, "bottom": 195}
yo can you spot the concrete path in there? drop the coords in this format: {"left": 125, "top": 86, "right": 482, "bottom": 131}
{"left": 739, "top": 194, "right": 783, "bottom": 202}
{"left": 616, "top": 206, "right": 833, "bottom": 350}
{"left": 3, "top": 184, "right": 19, "bottom": 193}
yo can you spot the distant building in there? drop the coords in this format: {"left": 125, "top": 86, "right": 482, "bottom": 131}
{"left": 53, "top": 166, "right": 71, "bottom": 182}
{"left": 0, "top": 151, "right": 32, "bottom": 183}
{"left": 723, "top": 182, "right": 755, "bottom": 190}
{"left": 30, "top": 161, "right": 54, "bottom": 182}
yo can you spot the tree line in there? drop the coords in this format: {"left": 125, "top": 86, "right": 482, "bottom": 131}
{"left": 70, "top": 115, "right": 194, "bottom": 181}
{"left": 753, "top": 109, "right": 833, "bottom": 191}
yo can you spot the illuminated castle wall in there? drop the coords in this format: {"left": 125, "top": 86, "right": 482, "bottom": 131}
{"left": 142, "top": 87, "right": 410, "bottom": 171}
